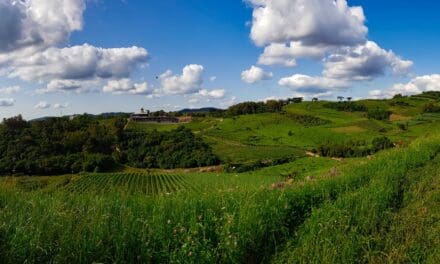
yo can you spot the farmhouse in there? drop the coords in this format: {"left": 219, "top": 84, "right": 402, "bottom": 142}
{"left": 130, "top": 108, "right": 192, "bottom": 123}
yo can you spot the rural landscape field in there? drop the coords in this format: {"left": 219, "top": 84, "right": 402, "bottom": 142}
{"left": 1, "top": 93, "right": 440, "bottom": 263}
{"left": 1, "top": 0, "right": 440, "bottom": 263}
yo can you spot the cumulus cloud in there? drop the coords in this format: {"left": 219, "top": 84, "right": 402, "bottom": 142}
{"left": 6, "top": 44, "right": 148, "bottom": 82}
{"left": 369, "top": 89, "right": 385, "bottom": 99}
{"left": 35, "top": 101, "right": 50, "bottom": 109}
{"left": 54, "top": 102, "right": 69, "bottom": 109}
{"left": 159, "top": 64, "right": 204, "bottom": 95}
{"left": 0, "top": 0, "right": 149, "bottom": 94}
{"left": 247, "top": 0, "right": 413, "bottom": 93}
{"left": 258, "top": 42, "right": 328, "bottom": 67}
{"left": 0, "top": 98, "right": 14, "bottom": 106}
{"left": 323, "top": 41, "right": 413, "bottom": 81}
{"left": 248, "top": 0, "right": 367, "bottom": 47}
{"left": 278, "top": 74, "right": 349, "bottom": 93}
{"left": 198, "top": 89, "right": 226, "bottom": 99}
{"left": 241, "top": 66, "right": 273, "bottom": 84}
{"left": 387, "top": 74, "right": 440, "bottom": 96}
{"left": 0, "top": 0, "right": 85, "bottom": 53}
{"left": 0, "top": 85, "right": 20, "bottom": 94}
{"left": 103, "top": 78, "right": 152, "bottom": 95}
{"left": 36, "top": 79, "right": 99, "bottom": 94}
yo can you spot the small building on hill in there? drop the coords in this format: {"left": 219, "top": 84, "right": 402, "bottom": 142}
{"left": 130, "top": 114, "right": 179, "bottom": 123}
{"left": 130, "top": 108, "right": 192, "bottom": 123}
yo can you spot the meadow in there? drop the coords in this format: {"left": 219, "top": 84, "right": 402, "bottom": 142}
{"left": 1, "top": 95, "right": 440, "bottom": 263}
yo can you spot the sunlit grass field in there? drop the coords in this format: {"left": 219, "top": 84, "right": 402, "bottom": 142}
{"left": 1, "top": 97, "right": 440, "bottom": 263}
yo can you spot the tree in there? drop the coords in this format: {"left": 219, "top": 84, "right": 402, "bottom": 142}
{"left": 337, "top": 96, "right": 344, "bottom": 102}
{"left": 346, "top": 97, "right": 352, "bottom": 102}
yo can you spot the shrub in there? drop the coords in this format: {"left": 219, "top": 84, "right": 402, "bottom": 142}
{"left": 288, "top": 114, "right": 330, "bottom": 126}
{"left": 372, "top": 136, "right": 394, "bottom": 152}
{"left": 82, "top": 154, "right": 115, "bottom": 172}
{"left": 422, "top": 102, "right": 440, "bottom": 113}
{"left": 324, "top": 102, "right": 368, "bottom": 112}
{"left": 367, "top": 108, "right": 392, "bottom": 121}
{"left": 317, "top": 140, "right": 371, "bottom": 158}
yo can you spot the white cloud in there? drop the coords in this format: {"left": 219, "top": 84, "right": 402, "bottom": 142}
{"left": 241, "top": 66, "right": 273, "bottom": 84}
{"left": 0, "top": 98, "right": 14, "bottom": 107}
{"left": 323, "top": 41, "right": 413, "bottom": 81}
{"left": 248, "top": 0, "right": 367, "bottom": 47}
{"left": 0, "top": 0, "right": 149, "bottom": 94}
{"left": 6, "top": 44, "right": 148, "bottom": 82}
{"left": 159, "top": 64, "right": 204, "bottom": 95}
{"left": 0, "top": 0, "right": 85, "bottom": 53}
{"left": 258, "top": 42, "right": 327, "bottom": 67}
{"left": 209, "top": 76, "right": 217, "bottom": 82}
{"left": 54, "top": 102, "right": 69, "bottom": 109}
{"left": 278, "top": 74, "right": 349, "bottom": 93}
{"left": 0, "top": 85, "right": 20, "bottom": 94}
{"left": 36, "top": 79, "right": 99, "bottom": 94}
{"left": 247, "top": 0, "right": 413, "bottom": 93}
{"left": 103, "top": 78, "right": 152, "bottom": 95}
{"left": 35, "top": 101, "right": 50, "bottom": 109}
{"left": 369, "top": 89, "right": 385, "bottom": 99}
{"left": 198, "top": 89, "right": 226, "bottom": 99}
{"left": 387, "top": 74, "right": 440, "bottom": 96}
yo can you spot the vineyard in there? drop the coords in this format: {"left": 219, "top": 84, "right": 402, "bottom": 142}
{"left": 64, "top": 173, "right": 194, "bottom": 194}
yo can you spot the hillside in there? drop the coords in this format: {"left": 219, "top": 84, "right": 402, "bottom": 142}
{"left": 0, "top": 94, "right": 439, "bottom": 263}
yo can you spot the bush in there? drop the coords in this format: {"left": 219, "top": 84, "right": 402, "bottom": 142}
{"left": 372, "top": 136, "right": 394, "bottom": 152}
{"left": 317, "top": 140, "right": 371, "bottom": 158}
{"left": 288, "top": 114, "right": 330, "bottom": 126}
{"left": 318, "top": 137, "right": 394, "bottom": 158}
{"left": 324, "top": 102, "right": 368, "bottom": 112}
{"left": 367, "top": 108, "right": 392, "bottom": 121}
{"left": 120, "top": 127, "right": 219, "bottom": 169}
{"left": 422, "top": 102, "right": 440, "bottom": 113}
{"left": 82, "top": 154, "right": 115, "bottom": 172}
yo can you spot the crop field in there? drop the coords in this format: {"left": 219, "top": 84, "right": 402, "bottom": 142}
{"left": 1, "top": 96, "right": 440, "bottom": 263}
{"left": 63, "top": 173, "right": 194, "bottom": 194}
{"left": 0, "top": 135, "right": 439, "bottom": 263}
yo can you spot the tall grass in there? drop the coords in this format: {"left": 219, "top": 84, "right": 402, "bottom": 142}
{"left": 1, "top": 136, "right": 440, "bottom": 263}
{"left": 273, "top": 135, "right": 440, "bottom": 263}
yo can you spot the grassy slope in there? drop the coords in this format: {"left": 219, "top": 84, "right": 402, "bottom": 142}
{"left": 1, "top": 135, "right": 439, "bottom": 263}
{"left": 1, "top": 96, "right": 440, "bottom": 262}
{"left": 125, "top": 97, "right": 440, "bottom": 163}
{"left": 273, "top": 137, "right": 440, "bottom": 264}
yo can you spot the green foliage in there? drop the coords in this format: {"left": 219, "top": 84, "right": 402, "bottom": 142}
{"left": 317, "top": 136, "right": 394, "bottom": 158}
{"left": 0, "top": 116, "right": 217, "bottom": 174}
{"left": 317, "top": 140, "right": 371, "bottom": 158}
{"left": 324, "top": 101, "right": 368, "bottom": 112}
{"left": 224, "top": 156, "right": 296, "bottom": 173}
{"left": 372, "top": 136, "right": 394, "bottom": 152}
{"left": 226, "top": 100, "right": 284, "bottom": 116}
{"left": 120, "top": 126, "right": 219, "bottom": 169}
{"left": 367, "top": 107, "right": 392, "bottom": 120}
{"left": 423, "top": 102, "right": 440, "bottom": 113}
{"left": 1, "top": 135, "right": 439, "bottom": 263}
{"left": 287, "top": 113, "right": 330, "bottom": 126}
{"left": 273, "top": 136, "right": 440, "bottom": 263}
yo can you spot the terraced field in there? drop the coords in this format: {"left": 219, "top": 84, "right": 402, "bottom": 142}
{"left": 64, "top": 173, "right": 194, "bottom": 194}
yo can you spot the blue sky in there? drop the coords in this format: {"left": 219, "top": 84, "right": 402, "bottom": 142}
{"left": 1, "top": 0, "right": 440, "bottom": 119}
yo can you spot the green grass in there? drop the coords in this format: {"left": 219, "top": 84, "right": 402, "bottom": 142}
{"left": 273, "top": 136, "right": 440, "bottom": 264}
{"left": 1, "top": 135, "right": 440, "bottom": 263}
{"left": 1, "top": 97, "right": 440, "bottom": 263}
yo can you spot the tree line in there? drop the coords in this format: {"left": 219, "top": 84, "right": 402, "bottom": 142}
{"left": 0, "top": 115, "right": 218, "bottom": 176}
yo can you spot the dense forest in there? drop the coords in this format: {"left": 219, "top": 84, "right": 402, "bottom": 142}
{"left": 0, "top": 115, "right": 218, "bottom": 175}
